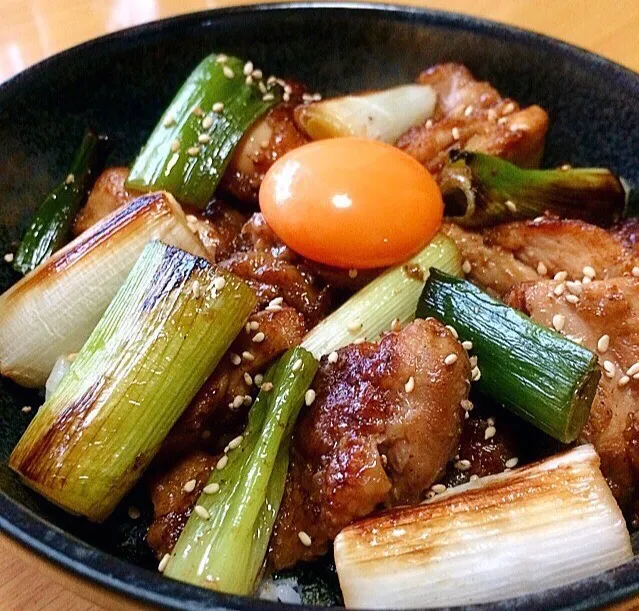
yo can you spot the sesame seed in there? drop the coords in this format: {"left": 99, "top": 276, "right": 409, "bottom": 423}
{"left": 202, "top": 115, "right": 214, "bottom": 129}
{"left": 194, "top": 505, "right": 211, "bottom": 520}
{"left": 566, "top": 281, "right": 582, "bottom": 295}
{"left": 603, "top": 360, "right": 616, "bottom": 378}
{"left": 298, "top": 531, "right": 312, "bottom": 547}
{"left": 471, "top": 366, "right": 481, "bottom": 381}
{"left": 353, "top": 337, "right": 365, "bottom": 345}
{"left": 228, "top": 435, "right": 243, "bottom": 450}
{"left": 245, "top": 76, "right": 254, "bottom": 85}
{"left": 505, "top": 457, "right": 519, "bottom": 469}
{"left": 203, "top": 482, "right": 220, "bottom": 494}
{"left": 470, "top": 474, "right": 479, "bottom": 481}
{"left": 536, "top": 261, "right": 548, "bottom": 276}
{"left": 183, "top": 479, "right": 197, "bottom": 493}
{"left": 504, "top": 200, "right": 517, "bottom": 213}
{"left": 487, "top": 109, "right": 498, "bottom": 121}
{"left": 262, "top": 93, "right": 275, "bottom": 101}
{"left": 243, "top": 61, "right": 254, "bottom": 76}
{"left": 566, "top": 294, "right": 579, "bottom": 304}
{"left": 618, "top": 376, "right": 631, "bottom": 388}
{"left": 554, "top": 271, "right": 568, "bottom": 282}
{"left": 597, "top": 335, "right": 610, "bottom": 353}
{"left": 502, "top": 102, "right": 516, "bottom": 115}
{"left": 444, "top": 353, "right": 458, "bottom": 366}
{"left": 461, "top": 399, "right": 474, "bottom": 411}
{"left": 292, "top": 358, "right": 303, "bottom": 372}
{"left": 213, "top": 276, "right": 226, "bottom": 291}
{"left": 391, "top": 318, "right": 402, "bottom": 332}
{"left": 163, "top": 114, "right": 175, "bottom": 127}
{"left": 252, "top": 331, "right": 265, "bottom": 343}
{"left": 405, "top": 376, "right": 415, "bottom": 393}
{"left": 431, "top": 484, "right": 447, "bottom": 494}
{"left": 632, "top": 266, "right": 639, "bottom": 278}
{"left": 348, "top": 268, "right": 358, "bottom": 279}
{"left": 553, "top": 283, "right": 565, "bottom": 296}
{"left": 347, "top": 320, "right": 363, "bottom": 333}
{"left": 552, "top": 314, "right": 565, "bottom": 332}
{"left": 305, "top": 389, "right": 316, "bottom": 406}
{"left": 230, "top": 353, "right": 241, "bottom": 366}
{"left": 583, "top": 266, "right": 596, "bottom": 279}
{"left": 187, "top": 146, "right": 201, "bottom": 156}
{"left": 244, "top": 372, "right": 253, "bottom": 386}
{"left": 425, "top": 119, "right": 433, "bottom": 128}
{"left": 265, "top": 304, "right": 283, "bottom": 312}
{"left": 252, "top": 69, "right": 263, "bottom": 80}
{"left": 216, "top": 455, "right": 229, "bottom": 470}
{"left": 261, "top": 382, "right": 274, "bottom": 392}
{"left": 462, "top": 340, "right": 473, "bottom": 350}
{"left": 65, "top": 173, "right": 75, "bottom": 185}
{"left": 267, "top": 75, "right": 277, "bottom": 85}
{"left": 4, "top": 252, "right": 14, "bottom": 263}
{"left": 128, "top": 506, "right": 140, "bottom": 520}
{"left": 216, "top": 54, "right": 228, "bottom": 63}
{"left": 243, "top": 395, "right": 252, "bottom": 406}
{"left": 451, "top": 127, "right": 461, "bottom": 140}
{"left": 170, "top": 139, "right": 181, "bottom": 152}
{"left": 254, "top": 374, "right": 264, "bottom": 386}
{"left": 462, "top": 259, "right": 472, "bottom": 274}
{"left": 445, "top": 325, "right": 459, "bottom": 339}
{"left": 192, "top": 105, "right": 204, "bottom": 117}
{"left": 627, "top": 362, "right": 639, "bottom": 377}
{"left": 464, "top": 105, "right": 474, "bottom": 117}
{"left": 328, "top": 351, "right": 339, "bottom": 364}
{"left": 302, "top": 93, "right": 314, "bottom": 102}
{"left": 232, "top": 395, "right": 244, "bottom": 409}
{"left": 158, "top": 553, "right": 171, "bottom": 573}
{"left": 455, "top": 459, "right": 471, "bottom": 471}
{"left": 198, "top": 133, "right": 211, "bottom": 144}
{"left": 190, "top": 280, "right": 201, "bottom": 299}
{"left": 582, "top": 276, "right": 592, "bottom": 285}
{"left": 469, "top": 355, "right": 478, "bottom": 368}
{"left": 312, "top": 93, "right": 322, "bottom": 101}
{"left": 269, "top": 297, "right": 283, "bottom": 307}
{"left": 223, "top": 65, "right": 235, "bottom": 79}
{"left": 283, "top": 93, "right": 290, "bottom": 102}
{"left": 21, "top": 405, "right": 32, "bottom": 413}
{"left": 484, "top": 426, "right": 496, "bottom": 440}
{"left": 242, "top": 351, "right": 255, "bottom": 361}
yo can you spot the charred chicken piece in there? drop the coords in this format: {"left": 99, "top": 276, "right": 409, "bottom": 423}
{"left": 269, "top": 318, "right": 470, "bottom": 569}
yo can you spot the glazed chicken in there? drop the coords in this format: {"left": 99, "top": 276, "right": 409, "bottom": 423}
{"left": 269, "top": 318, "right": 471, "bottom": 569}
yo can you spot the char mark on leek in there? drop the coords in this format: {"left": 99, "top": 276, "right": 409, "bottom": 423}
{"left": 126, "top": 54, "right": 281, "bottom": 207}
{"left": 417, "top": 269, "right": 600, "bottom": 443}
{"left": 164, "top": 346, "right": 318, "bottom": 595}
{"left": 13, "top": 129, "right": 109, "bottom": 274}
{"left": 441, "top": 150, "right": 627, "bottom": 228}
{"left": 9, "top": 241, "right": 256, "bottom": 521}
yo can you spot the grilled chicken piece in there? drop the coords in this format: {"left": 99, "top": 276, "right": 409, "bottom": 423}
{"left": 147, "top": 451, "right": 217, "bottom": 559}
{"left": 72, "top": 167, "right": 139, "bottom": 235}
{"left": 221, "top": 84, "right": 309, "bottom": 205}
{"left": 269, "top": 319, "right": 470, "bottom": 569}
{"left": 158, "top": 307, "right": 307, "bottom": 462}
{"left": 507, "top": 277, "right": 639, "bottom": 507}
{"left": 396, "top": 63, "right": 549, "bottom": 179}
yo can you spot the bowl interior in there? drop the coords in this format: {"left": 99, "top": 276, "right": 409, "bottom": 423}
{"left": 1, "top": 4, "right": 639, "bottom": 610}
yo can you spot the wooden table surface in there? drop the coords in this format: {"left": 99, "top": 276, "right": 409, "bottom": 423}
{"left": 1, "top": 0, "right": 639, "bottom": 609}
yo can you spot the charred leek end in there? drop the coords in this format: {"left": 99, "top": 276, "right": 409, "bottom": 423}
{"left": 294, "top": 85, "right": 436, "bottom": 143}
{"left": 164, "top": 347, "right": 318, "bottom": 594}
{"left": 301, "top": 233, "right": 462, "bottom": 358}
{"left": 9, "top": 241, "right": 256, "bottom": 521}
{"left": 126, "top": 54, "right": 281, "bottom": 207}
{"left": 0, "top": 192, "right": 208, "bottom": 388}
{"left": 417, "top": 269, "right": 600, "bottom": 442}
{"left": 441, "top": 150, "right": 627, "bottom": 228}
{"left": 13, "top": 129, "right": 109, "bottom": 274}
{"left": 335, "top": 444, "right": 632, "bottom": 609}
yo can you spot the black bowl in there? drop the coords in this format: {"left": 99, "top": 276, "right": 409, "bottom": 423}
{"left": 1, "top": 3, "right": 639, "bottom": 610}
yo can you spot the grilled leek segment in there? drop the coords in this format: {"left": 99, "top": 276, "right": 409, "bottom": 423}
{"left": 441, "top": 151, "right": 627, "bottom": 228}
{"left": 0, "top": 192, "right": 207, "bottom": 388}
{"left": 9, "top": 241, "right": 256, "bottom": 521}
{"left": 294, "top": 85, "right": 436, "bottom": 143}
{"left": 127, "top": 54, "right": 280, "bottom": 207}
{"left": 164, "top": 347, "right": 318, "bottom": 594}
{"left": 335, "top": 445, "right": 632, "bottom": 609}
{"left": 301, "top": 233, "right": 462, "bottom": 358}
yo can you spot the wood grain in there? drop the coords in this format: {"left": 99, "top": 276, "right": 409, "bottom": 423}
{"left": 1, "top": 0, "right": 639, "bottom": 609}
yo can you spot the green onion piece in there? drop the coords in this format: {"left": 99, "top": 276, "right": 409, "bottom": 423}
{"left": 416, "top": 269, "right": 600, "bottom": 443}
{"left": 301, "top": 232, "right": 462, "bottom": 358}
{"left": 441, "top": 150, "right": 627, "bottom": 228}
{"left": 13, "top": 129, "right": 109, "bottom": 274}
{"left": 126, "top": 54, "right": 280, "bottom": 207}
{"left": 9, "top": 241, "right": 256, "bottom": 521}
{"left": 164, "top": 347, "right": 318, "bottom": 594}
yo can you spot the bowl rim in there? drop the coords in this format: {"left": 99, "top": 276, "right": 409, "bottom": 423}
{"left": 1, "top": 3, "right": 639, "bottom": 610}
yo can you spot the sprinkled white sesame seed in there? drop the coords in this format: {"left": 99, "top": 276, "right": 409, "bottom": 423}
{"left": 583, "top": 265, "right": 596, "bottom": 279}
{"left": 431, "top": 484, "right": 447, "bottom": 494}
{"left": 582, "top": 276, "right": 592, "bottom": 285}
{"left": 597, "top": 335, "right": 610, "bottom": 353}
{"left": 267, "top": 75, "right": 277, "bottom": 85}
{"left": 194, "top": 505, "right": 211, "bottom": 520}
{"left": 245, "top": 75, "right": 254, "bottom": 85}
{"left": 502, "top": 101, "right": 516, "bottom": 115}
{"left": 484, "top": 426, "right": 496, "bottom": 440}
{"left": 202, "top": 115, "right": 214, "bottom": 129}
{"left": 216, "top": 455, "right": 229, "bottom": 470}
{"left": 4, "top": 252, "right": 14, "bottom": 263}
{"left": 198, "top": 133, "right": 211, "bottom": 144}
{"left": 232, "top": 395, "right": 244, "bottom": 409}
{"left": 566, "top": 294, "right": 579, "bottom": 304}
{"left": 305, "top": 389, "right": 316, "bottom": 406}
{"left": 347, "top": 320, "right": 363, "bottom": 333}
{"left": 158, "top": 553, "right": 171, "bottom": 573}
{"left": 469, "top": 355, "right": 478, "bottom": 368}
{"left": 244, "top": 372, "right": 253, "bottom": 386}
{"left": 192, "top": 105, "right": 204, "bottom": 117}
{"left": 252, "top": 69, "right": 263, "bottom": 80}
{"left": 444, "top": 353, "right": 458, "bottom": 366}
{"left": 464, "top": 105, "right": 474, "bottom": 117}
{"left": 462, "top": 340, "right": 473, "bottom": 350}
{"left": 170, "top": 139, "right": 181, "bottom": 152}
{"left": 451, "top": 127, "right": 461, "bottom": 140}
{"left": 242, "top": 350, "right": 255, "bottom": 361}
{"left": 462, "top": 259, "right": 472, "bottom": 274}
{"left": 21, "top": 406, "right": 32, "bottom": 413}
{"left": 470, "top": 474, "right": 479, "bottom": 481}
{"left": 455, "top": 459, "right": 471, "bottom": 471}
{"left": 203, "top": 482, "right": 220, "bottom": 494}
{"left": 552, "top": 314, "right": 565, "bottom": 332}
{"left": 536, "top": 261, "right": 548, "bottom": 276}
{"left": 471, "top": 366, "right": 481, "bottom": 381}
{"left": 298, "top": 531, "right": 312, "bottom": 547}
{"left": 627, "top": 362, "right": 639, "bottom": 377}
{"left": 254, "top": 374, "right": 264, "bottom": 386}
{"left": 243, "top": 395, "right": 253, "bottom": 406}
{"left": 163, "top": 114, "right": 175, "bottom": 127}
{"left": 252, "top": 331, "right": 265, "bottom": 343}
{"left": 618, "top": 375, "right": 631, "bottom": 388}
{"left": 554, "top": 271, "right": 568, "bottom": 282}
{"left": 230, "top": 353, "right": 241, "bottom": 366}
{"left": 190, "top": 280, "right": 201, "bottom": 299}
{"left": 216, "top": 54, "right": 228, "bottom": 63}
{"left": 292, "top": 358, "right": 303, "bottom": 372}
{"left": 425, "top": 119, "right": 433, "bottom": 128}
{"left": 261, "top": 382, "right": 274, "bottom": 392}
{"left": 265, "top": 304, "right": 283, "bottom": 312}
{"left": 228, "top": 435, "right": 243, "bottom": 450}
{"left": 328, "top": 351, "right": 339, "bottom": 364}
{"left": 128, "top": 506, "right": 141, "bottom": 519}
{"left": 269, "top": 297, "right": 284, "bottom": 307}
{"left": 487, "top": 109, "right": 498, "bottom": 121}
{"left": 603, "top": 360, "right": 616, "bottom": 378}
{"left": 445, "top": 325, "right": 459, "bottom": 339}
{"left": 353, "top": 338, "right": 365, "bottom": 345}
{"left": 566, "top": 281, "right": 582, "bottom": 295}
{"left": 461, "top": 399, "right": 474, "bottom": 411}
{"left": 505, "top": 457, "right": 519, "bottom": 469}
{"left": 213, "top": 276, "right": 226, "bottom": 291}
{"left": 487, "top": 417, "right": 496, "bottom": 426}
{"left": 391, "top": 318, "right": 402, "bottom": 332}
{"left": 243, "top": 61, "right": 254, "bottom": 76}
{"left": 632, "top": 266, "right": 639, "bottom": 278}
{"left": 187, "top": 146, "right": 201, "bottom": 156}
{"left": 553, "top": 283, "right": 565, "bottom": 296}
{"left": 65, "top": 173, "right": 75, "bottom": 185}
{"left": 183, "top": 479, "right": 197, "bottom": 493}
{"left": 223, "top": 65, "right": 235, "bottom": 79}
{"left": 404, "top": 376, "right": 415, "bottom": 393}
{"left": 262, "top": 93, "right": 275, "bottom": 101}
{"left": 504, "top": 199, "right": 517, "bottom": 213}
{"left": 348, "top": 268, "right": 358, "bottom": 279}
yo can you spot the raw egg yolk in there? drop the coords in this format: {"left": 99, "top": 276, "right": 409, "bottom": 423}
{"left": 259, "top": 138, "right": 443, "bottom": 269}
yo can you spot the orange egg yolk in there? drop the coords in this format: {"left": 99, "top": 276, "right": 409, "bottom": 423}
{"left": 259, "top": 138, "right": 443, "bottom": 269}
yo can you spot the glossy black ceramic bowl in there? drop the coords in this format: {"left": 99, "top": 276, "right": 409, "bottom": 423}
{"left": 1, "top": 3, "right": 639, "bottom": 610}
